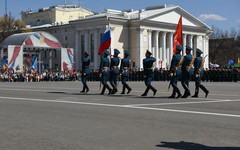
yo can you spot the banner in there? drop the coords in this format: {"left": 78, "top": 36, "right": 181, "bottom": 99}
{"left": 61, "top": 48, "right": 74, "bottom": 72}
{"left": 7, "top": 45, "right": 23, "bottom": 72}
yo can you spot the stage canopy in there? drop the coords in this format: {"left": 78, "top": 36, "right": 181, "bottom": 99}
{"left": 0, "top": 31, "right": 62, "bottom": 50}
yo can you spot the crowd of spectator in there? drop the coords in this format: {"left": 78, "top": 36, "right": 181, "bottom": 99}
{"left": 0, "top": 67, "right": 239, "bottom": 82}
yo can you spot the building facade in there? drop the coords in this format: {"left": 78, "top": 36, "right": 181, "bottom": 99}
{"left": 31, "top": 5, "right": 212, "bottom": 71}
{"left": 21, "top": 5, "right": 94, "bottom": 27}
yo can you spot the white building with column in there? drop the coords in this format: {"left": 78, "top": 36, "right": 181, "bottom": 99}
{"left": 32, "top": 5, "right": 212, "bottom": 71}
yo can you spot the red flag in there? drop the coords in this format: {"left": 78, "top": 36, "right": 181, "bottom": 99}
{"left": 173, "top": 16, "right": 182, "bottom": 55}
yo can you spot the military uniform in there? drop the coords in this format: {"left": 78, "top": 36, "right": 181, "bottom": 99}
{"left": 109, "top": 49, "right": 120, "bottom": 94}
{"left": 168, "top": 45, "right": 183, "bottom": 98}
{"left": 99, "top": 50, "right": 112, "bottom": 95}
{"left": 192, "top": 48, "right": 209, "bottom": 98}
{"left": 120, "top": 50, "right": 132, "bottom": 94}
{"left": 141, "top": 50, "right": 157, "bottom": 96}
{"left": 80, "top": 51, "right": 90, "bottom": 93}
{"left": 181, "top": 46, "right": 194, "bottom": 98}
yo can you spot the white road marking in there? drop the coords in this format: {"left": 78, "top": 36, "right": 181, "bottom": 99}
{"left": 126, "top": 99, "right": 240, "bottom": 107}
{"left": 0, "top": 96, "right": 240, "bottom": 118}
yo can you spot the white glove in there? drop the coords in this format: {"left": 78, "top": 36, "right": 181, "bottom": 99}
{"left": 170, "top": 73, "right": 173, "bottom": 77}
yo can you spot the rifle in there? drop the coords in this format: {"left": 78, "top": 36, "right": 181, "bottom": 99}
{"left": 99, "top": 73, "right": 102, "bottom": 91}
{"left": 167, "top": 73, "right": 172, "bottom": 92}
{"left": 168, "top": 81, "right": 171, "bottom": 92}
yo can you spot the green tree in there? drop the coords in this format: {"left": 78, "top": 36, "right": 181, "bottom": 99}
{"left": 0, "top": 14, "right": 30, "bottom": 43}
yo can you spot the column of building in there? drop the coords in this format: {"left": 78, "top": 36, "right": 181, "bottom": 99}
{"left": 154, "top": 31, "right": 159, "bottom": 68}
{"left": 137, "top": 28, "right": 144, "bottom": 69}
{"left": 94, "top": 28, "right": 99, "bottom": 70}
{"left": 75, "top": 30, "right": 80, "bottom": 71}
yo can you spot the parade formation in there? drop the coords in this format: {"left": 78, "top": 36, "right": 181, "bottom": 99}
{"left": 80, "top": 45, "right": 212, "bottom": 98}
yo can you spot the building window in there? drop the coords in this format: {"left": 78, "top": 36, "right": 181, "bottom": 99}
{"left": 44, "top": 51, "right": 47, "bottom": 58}
{"left": 65, "top": 36, "right": 67, "bottom": 40}
{"left": 54, "top": 50, "right": 57, "bottom": 58}
{"left": 55, "top": 64, "right": 58, "bottom": 70}
{"left": 65, "top": 29, "right": 67, "bottom": 32}
{"left": 90, "top": 34, "right": 94, "bottom": 62}
{"left": 81, "top": 35, "right": 85, "bottom": 60}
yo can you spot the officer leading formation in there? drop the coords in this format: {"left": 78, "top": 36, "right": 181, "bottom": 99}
{"left": 141, "top": 50, "right": 157, "bottom": 96}
{"left": 80, "top": 46, "right": 209, "bottom": 98}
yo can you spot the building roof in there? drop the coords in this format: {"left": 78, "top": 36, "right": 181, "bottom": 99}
{"left": 30, "top": 5, "right": 211, "bottom": 32}
{"left": 22, "top": 5, "right": 94, "bottom": 15}
{"left": 72, "top": 5, "right": 211, "bottom": 30}
{"left": 0, "top": 31, "right": 62, "bottom": 49}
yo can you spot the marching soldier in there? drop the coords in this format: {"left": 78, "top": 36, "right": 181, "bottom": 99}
{"left": 192, "top": 48, "right": 209, "bottom": 98}
{"left": 181, "top": 46, "right": 194, "bottom": 98}
{"left": 168, "top": 45, "right": 183, "bottom": 98}
{"left": 99, "top": 50, "right": 112, "bottom": 95}
{"left": 109, "top": 49, "right": 121, "bottom": 94}
{"left": 120, "top": 50, "right": 132, "bottom": 94}
{"left": 80, "top": 51, "right": 90, "bottom": 93}
{"left": 141, "top": 50, "right": 157, "bottom": 96}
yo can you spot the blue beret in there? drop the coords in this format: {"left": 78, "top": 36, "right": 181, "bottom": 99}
{"left": 185, "top": 46, "right": 193, "bottom": 51}
{"left": 176, "top": 45, "right": 182, "bottom": 51}
{"left": 84, "top": 51, "right": 89, "bottom": 56}
{"left": 124, "top": 50, "right": 130, "bottom": 56}
{"left": 104, "top": 50, "right": 110, "bottom": 55}
{"left": 114, "top": 49, "right": 120, "bottom": 54}
{"left": 196, "top": 48, "right": 203, "bottom": 54}
{"left": 146, "top": 50, "right": 152, "bottom": 55}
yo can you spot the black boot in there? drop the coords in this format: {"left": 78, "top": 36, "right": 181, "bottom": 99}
{"left": 111, "top": 85, "right": 116, "bottom": 94}
{"left": 141, "top": 86, "right": 150, "bottom": 96}
{"left": 192, "top": 87, "right": 199, "bottom": 98}
{"left": 85, "top": 84, "right": 89, "bottom": 93}
{"left": 175, "top": 87, "right": 182, "bottom": 99}
{"left": 181, "top": 85, "right": 190, "bottom": 98}
{"left": 168, "top": 89, "right": 176, "bottom": 98}
{"left": 110, "top": 83, "right": 115, "bottom": 94}
{"left": 125, "top": 84, "right": 132, "bottom": 94}
{"left": 105, "top": 84, "right": 112, "bottom": 95}
{"left": 100, "top": 85, "right": 106, "bottom": 95}
{"left": 149, "top": 85, "right": 157, "bottom": 96}
{"left": 80, "top": 85, "right": 85, "bottom": 93}
{"left": 120, "top": 85, "right": 126, "bottom": 94}
{"left": 114, "top": 88, "right": 118, "bottom": 94}
{"left": 199, "top": 85, "right": 209, "bottom": 98}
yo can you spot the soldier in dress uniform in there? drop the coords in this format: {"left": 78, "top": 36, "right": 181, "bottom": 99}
{"left": 141, "top": 50, "right": 157, "bottom": 96}
{"left": 168, "top": 45, "right": 183, "bottom": 98}
{"left": 192, "top": 48, "right": 209, "bottom": 98}
{"left": 99, "top": 50, "right": 112, "bottom": 95}
{"left": 109, "top": 49, "right": 121, "bottom": 94}
{"left": 80, "top": 51, "right": 90, "bottom": 93}
{"left": 120, "top": 50, "right": 132, "bottom": 94}
{"left": 181, "top": 46, "right": 194, "bottom": 98}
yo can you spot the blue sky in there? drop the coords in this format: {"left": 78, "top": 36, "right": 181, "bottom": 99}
{"left": 0, "top": 0, "right": 239, "bottom": 31}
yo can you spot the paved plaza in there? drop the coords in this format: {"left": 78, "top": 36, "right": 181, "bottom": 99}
{"left": 0, "top": 81, "right": 239, "bottom": 150}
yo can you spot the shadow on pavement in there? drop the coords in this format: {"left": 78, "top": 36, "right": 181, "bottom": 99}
{"left": 156, "top": 141, "right": 240, "bottom": 150}
{"left": 47, "top": 92, "right": 66, "bottom": 94}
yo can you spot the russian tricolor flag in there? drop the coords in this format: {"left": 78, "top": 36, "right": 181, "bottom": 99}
{"left": 98, "top": 25, "right": 111, "bottom": 55}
